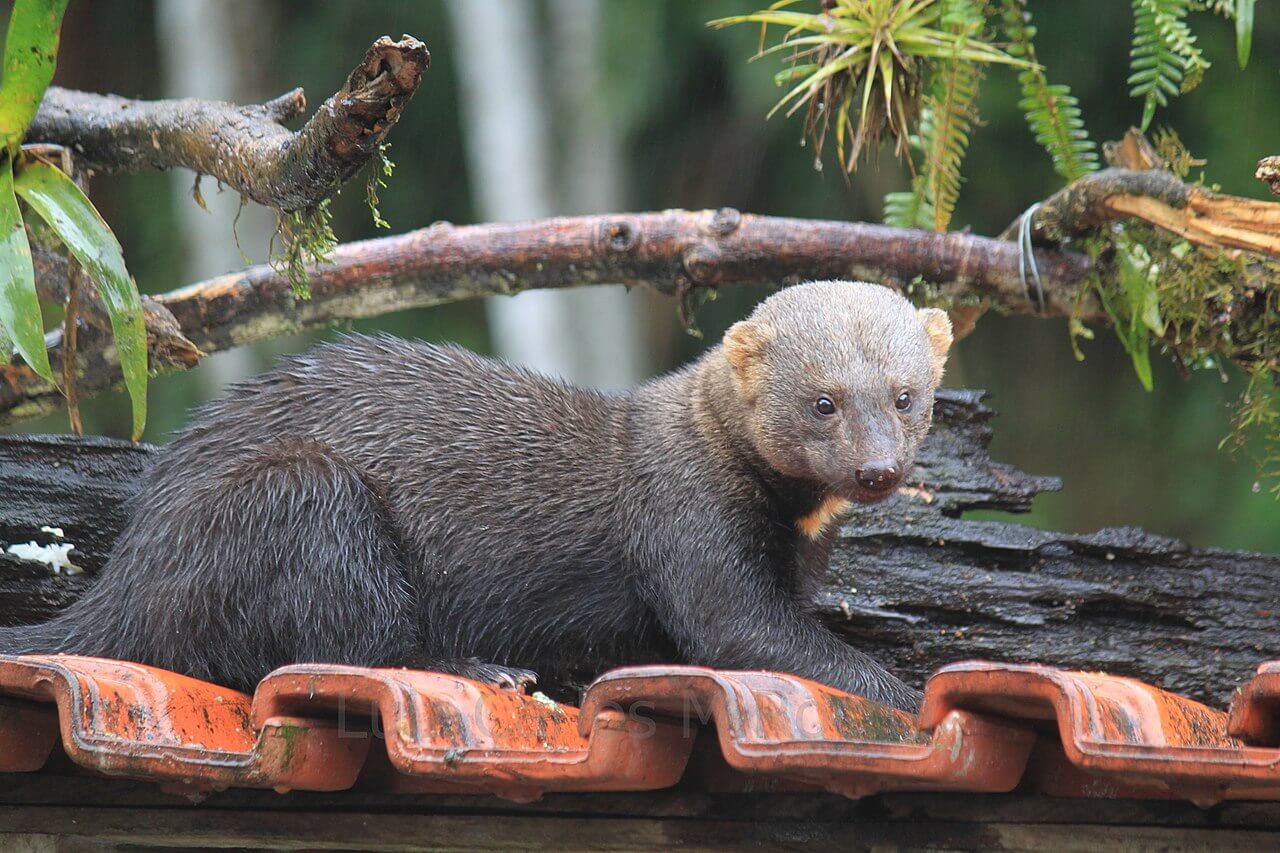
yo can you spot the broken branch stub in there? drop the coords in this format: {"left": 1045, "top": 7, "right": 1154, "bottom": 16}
{"left": 1257, "top": 156, "right": 1280, "bottom": 197}
{"left": 1015, "top": 129, "right": 1280, "bottom": 256}
{"left": 26, "top": 35, "right": 429, "bottom": 211}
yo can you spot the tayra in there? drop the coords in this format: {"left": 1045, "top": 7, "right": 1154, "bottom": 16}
{"left": 2, "top": 280, "right": 951, "bottom": 710}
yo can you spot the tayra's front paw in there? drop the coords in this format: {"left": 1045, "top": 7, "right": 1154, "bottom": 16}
{"left": 468, "top": 662, "right": 539, "bottom": 691}
{"left": 393, "top": 655, "right": 539, "bottom": 691}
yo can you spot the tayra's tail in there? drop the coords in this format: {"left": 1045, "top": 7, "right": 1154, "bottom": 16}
{"left": 0, "top": 590, "right": 115, "bottom": 658}
{"left": 0, "top": 617, "right": 78, "bottom": 655}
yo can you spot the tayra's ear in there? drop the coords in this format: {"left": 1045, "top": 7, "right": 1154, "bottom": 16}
{"left": 917, "top": 308, "right": 953, "bottom": 385}
{"left": 722, "top": 320, "right": 775, "bottom": 400}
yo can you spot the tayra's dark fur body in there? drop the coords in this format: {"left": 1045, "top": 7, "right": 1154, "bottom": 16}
{"left": 2, "top": 282, "right": 948, "bottom": 710}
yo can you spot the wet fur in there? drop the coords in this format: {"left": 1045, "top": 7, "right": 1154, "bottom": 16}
{"left": 0, "top": 282, "right": 946, "bottom": 710}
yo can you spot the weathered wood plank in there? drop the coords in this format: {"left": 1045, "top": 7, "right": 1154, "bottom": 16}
{"left": 0, "top": 786, "right": 1277, "bottom": 852}
{"left": 4, "top": 807, "right": 1277, "bottom": 852}
{"left": 2, "top": 770, "right": 1279, "bottom": 830}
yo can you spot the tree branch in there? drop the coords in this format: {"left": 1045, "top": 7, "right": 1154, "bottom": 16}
{"left": 1022, "top": 167, "right": 1280, "bottom": 255}
{"left": 26, "top": 35, "right": 429, "bottom": 211}
{"left": 0, "top": 210, "right": 1095, "bottom": 426}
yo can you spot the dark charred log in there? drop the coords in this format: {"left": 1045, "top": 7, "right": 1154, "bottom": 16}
{"left": 1, "top": 390, "right": 1275, "bottom": 707}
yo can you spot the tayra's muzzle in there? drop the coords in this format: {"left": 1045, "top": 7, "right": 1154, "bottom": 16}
{"left": 855, "top": 459, "right": 902, "bottom": 493}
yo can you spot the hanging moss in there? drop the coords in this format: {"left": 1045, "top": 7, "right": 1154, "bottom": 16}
{"left": 273, "top": 199, "right": 337, "bottom": 301}
{"left": 1078, "top": 220, "right": 1279, "bottom": 491}
{"left": 365, "top": 143, "right": 395, "bottom": 231}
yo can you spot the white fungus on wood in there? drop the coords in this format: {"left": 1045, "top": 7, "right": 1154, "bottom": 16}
{"left": 6, "top": 541, "right": 83, "bottom": 575}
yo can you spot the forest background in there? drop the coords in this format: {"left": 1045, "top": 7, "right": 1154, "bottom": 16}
{"left": 8, "top": 0, "right": 1278, "bottom": 551}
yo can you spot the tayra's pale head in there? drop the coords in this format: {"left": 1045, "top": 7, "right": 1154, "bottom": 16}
{"left": 722, "top": 280, "right": 952, "bottom": 503}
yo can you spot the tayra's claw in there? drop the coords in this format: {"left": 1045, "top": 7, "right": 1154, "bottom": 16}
{"left": 473, "top": 663, "right": 538, "bottom": 692}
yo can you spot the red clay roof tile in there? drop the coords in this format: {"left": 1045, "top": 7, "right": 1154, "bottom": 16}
{"left": 3, "top": 653, "right": 1280, "bottom": 805}
{"left": 580, "top": 667, "right": 1035, "bottom": 799}
{"left": 253, "top": 664, "right": 691, "bottom": 802}
{"left": 922, "top": 662, "right": 1280, "bottom": 805}
{"left": 1229, "top": 661, "right": 1280, "bottom": 745}
{"left": 0, "top": 655, "right": 368, "bottom": 795}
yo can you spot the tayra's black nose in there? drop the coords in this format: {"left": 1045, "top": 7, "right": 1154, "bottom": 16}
{"left": 855, "top": 460, "right": 901, "bottom": 492}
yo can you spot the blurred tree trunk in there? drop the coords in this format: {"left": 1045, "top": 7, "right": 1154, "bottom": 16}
{"left": 446, "top": 0, "right": 653, "bottom": 386}
{"left": 547, "top": 0, "right": 665, "bottom": 387}
{"left": 154, "top": 0, "right": 275, "bottom": 398}
{"left": 446, "top": 0, "right": 569, "bottom": 374}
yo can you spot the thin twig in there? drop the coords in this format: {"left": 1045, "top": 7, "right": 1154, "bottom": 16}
{"left": 62, "top": 260, "right": 82, "bottom": 435}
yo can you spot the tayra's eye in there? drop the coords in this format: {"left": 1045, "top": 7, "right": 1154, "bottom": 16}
{"left": 813, "top": 396, "right": 837, "bottom": 417}
{"left": 895, "top": 390, "right": 913, "bottom": 412}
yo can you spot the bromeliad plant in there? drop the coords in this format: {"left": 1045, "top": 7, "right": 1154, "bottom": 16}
{"left": 0, "top": 0, "right": 148, "bottom": 439}
{"left": 713, "top": 0, "right": 1254, "bottom": 231}
{"left": 709, "top": 0, "right": 1027, "bottom": 232}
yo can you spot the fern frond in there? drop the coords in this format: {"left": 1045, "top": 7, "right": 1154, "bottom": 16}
{"left": 917, "top": 0, "right": 984, "bottom": 233}
{"left": 883, "top": 123, "right": 932, "bottom": 231}
{"left": 884, "top": 178, "right": 934, "bottom": 230}
{"left": 1128, "top": 0, "right": 1210, "bottom": 131}
{"left": 1000, "top": 0, "right": 1099, "bottom": 184}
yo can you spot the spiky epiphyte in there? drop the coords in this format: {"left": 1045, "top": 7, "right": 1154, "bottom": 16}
{"left": 709, "top": 0, "right": 1020, "bottom": 176}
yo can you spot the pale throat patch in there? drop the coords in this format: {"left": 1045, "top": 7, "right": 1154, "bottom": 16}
{"left": 796, "top": 495, "right": 853, "bottom": 539}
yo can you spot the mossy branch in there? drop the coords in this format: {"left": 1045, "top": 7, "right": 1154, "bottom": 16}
{"left": 1012, "top": 130, "right": 1280, "bottom": 256}
{"left": 1005, "top": 129, "right": 1280, "bottom": 491}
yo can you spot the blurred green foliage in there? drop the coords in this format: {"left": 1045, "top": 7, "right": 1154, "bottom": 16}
{"left": 5, "top": 0, "right": 1277, "bottom": 551}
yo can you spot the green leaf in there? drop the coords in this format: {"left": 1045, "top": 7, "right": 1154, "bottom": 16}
{"left": 1120, "top": 241, "right": 1164, "bottom": 335}
{"left": 14, "top": 160, "right": 147, "bottom": 439}
{"left": 1139, "top": 97, "right": 1158, "bottom": 135}
{"left": 1138, "top": 283, "right": 1163, "bottom": 335}
{"left": 1114, "top": 238, "right": 1162, "bottom": 391}
{"left": 0, "top": 160, "right": 52, "bottom": 382}
{"left": 1235, "top": 0, "right": 1255, "bottom": 68}
{"left": 0, "top": 0, "right": 68, "bottom": 151}
{"left": 1127, "top": 325, "right": 1154, "bottom": 391}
